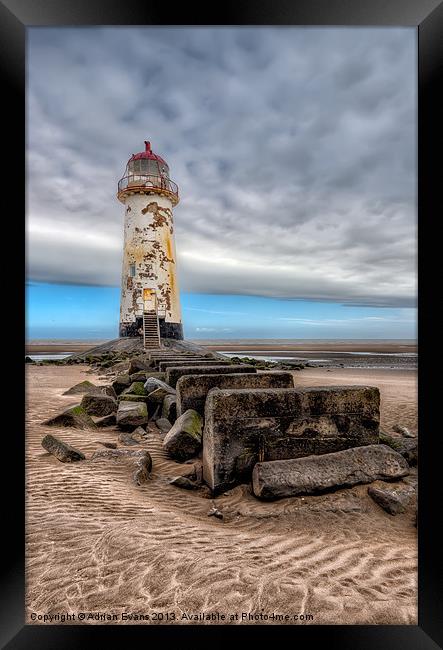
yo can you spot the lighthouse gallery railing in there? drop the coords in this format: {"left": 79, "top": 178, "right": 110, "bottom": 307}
{"left": 118, "top": 174, "right": 179, "bottom": 200}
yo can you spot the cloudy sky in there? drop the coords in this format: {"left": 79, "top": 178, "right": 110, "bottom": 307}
{"left": 26, "top": 27, "right": 416, "bottom": 339}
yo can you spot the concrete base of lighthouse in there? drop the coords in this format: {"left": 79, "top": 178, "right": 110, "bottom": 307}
{"left": 119, "top": 318, "right": 183, "bottom": 340}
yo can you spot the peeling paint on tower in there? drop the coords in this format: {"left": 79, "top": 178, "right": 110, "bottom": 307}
{"left": 117, "top": 140, "right": 183, "bottom": 340}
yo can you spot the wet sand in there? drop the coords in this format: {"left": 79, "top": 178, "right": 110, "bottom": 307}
{"left": 26, "top": 341, "right": 107, "bottom": 355}
{"left": 26, "top": 365, "right": 417, "bottom": 625}
{"left": 200, "top": 341, "right": 417, "bottom": 354}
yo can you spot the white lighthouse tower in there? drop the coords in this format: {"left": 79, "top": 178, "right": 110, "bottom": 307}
{"left": 117, "top": 140, "right": 183, "bottom": 345}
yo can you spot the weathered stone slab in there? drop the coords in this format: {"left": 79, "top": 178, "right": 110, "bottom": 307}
{"left": 42, "top": 405, "right": 97, "bottom": 430}
{"left": 166, "top": 365, "right": 257, "bottom": 389}
{"left": 41, "top": 434, "right": 85, "bottom": 462}
{"left": 176, "top": 372, "right": 294, "bottom": 417}
{"left": 149, "top": 355, "right": 205, "bottom": 369}
{"left": 116, "top": 401, "right": 149, "bottom": 429}
{"left": 252, "top": 444, "right": 408, "bottom": 499}
{"left": 158, "top": 359, "right": 231, "bottom": 372}
{"left": 203, "top": 386, "right": 380, "bottom": 493}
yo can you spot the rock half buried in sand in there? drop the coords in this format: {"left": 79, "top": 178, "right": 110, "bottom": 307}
{"left": 80, "top": 393, "right": 118, "bottom": 416}
{"left": 169, "top": 475, "right": 199, "bottom": 490}
{"left": 95, "top": 440, "right": 117, "bottom": 449}
{"left": 368, "top": 485, "right": 412, "bottom": 515}
{"left": 63, "top": 380, "right": 97, "bottom": 395}
{"left": 163, "top": 409, "right": 203, "bottom": 461}
{"left": 91, "top": 448, "right": 152, "bottom": 484}
{"left": 252, "top": 444, "right": 409, "bottom": 500}
{"left": 41, "top": 434, "right": 85, "bottom": 462}
{"left": 118, "top": 428, "right": 145, "bottom": 446}
{"left": 42, "top": 405, "right": 98, "bottom": 430}
{"left": 116, "top": 400, "right": 149, "bottom": 429}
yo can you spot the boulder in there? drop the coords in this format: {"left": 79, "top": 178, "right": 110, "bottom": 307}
{"left": 144, "top": 377, "right": 174, "bottom": 394}
{"left": 252, "top": 444, "right": 409, "bottom": 500}
{"left": 156, "top": 417, "right": 172, "bottom": 433}
{"left": 80, "top": 393, "right": 118, "bottom": 416}
{"left": 93, "top": 414, "right": 116, "bottom": 428}
{"left": 368, "top": 484, "right": 412, "bottom": 515}
{"left": 41, "top": 434, "right": 85, "bottom": 462}
{"left": 122, "top": 381, "right": 147, "bottom": 396}
{"left": 162, "top": 394, "right": 177, "bottom": 423}
{"left": 63, "top": 380, "right": 97, "bottom": 395}
{"left": 112, "top": 374, "right": 131, "bottom": 395}
{"left": 203, "top": 385, "right": 380, "bottom": 493}
{"left": 116, "top": 400, "right": 149, "bottom": 429}
{"left": 163, "top": 409, "right": 203, "bottom": 461}
{"left": 42, "top": 405, "right": 97, "bottom": 430}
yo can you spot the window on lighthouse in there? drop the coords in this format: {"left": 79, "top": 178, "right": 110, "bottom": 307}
{"left": 129, "top": 264, "right": 136, "bottom": 277}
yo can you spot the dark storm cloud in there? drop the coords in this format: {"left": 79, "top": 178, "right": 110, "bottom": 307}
{"left": 27, "top": 27, "right": 416, "bottom": 307}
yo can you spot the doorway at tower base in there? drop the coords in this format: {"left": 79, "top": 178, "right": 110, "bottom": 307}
{"left": 119, "top": 318, "right": 183, "bottom": 340}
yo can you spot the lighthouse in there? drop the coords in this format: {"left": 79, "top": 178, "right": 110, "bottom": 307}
{"left": 117, "top": 140, "right": 183, "bottom": 344}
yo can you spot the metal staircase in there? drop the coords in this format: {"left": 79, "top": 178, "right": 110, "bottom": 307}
{"left": 143, "top": 310, "right": 160, "bottom": 349}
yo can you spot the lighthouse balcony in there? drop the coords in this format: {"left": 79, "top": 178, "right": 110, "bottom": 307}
{"left": 117, "top": 174, "right": 179, "bottom": 205}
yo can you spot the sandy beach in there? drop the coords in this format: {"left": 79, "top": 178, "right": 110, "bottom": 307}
{"left": 26, "top": 363, "right": 417, "bottom": 625}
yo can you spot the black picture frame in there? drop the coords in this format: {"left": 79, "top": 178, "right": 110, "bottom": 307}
{"left": 2, "top": 0, "right": 441, "bottom": 647}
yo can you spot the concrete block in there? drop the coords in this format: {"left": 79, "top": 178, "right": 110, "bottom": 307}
{"left": 176, "top": 372, "right": 294, "bottom": 417}
{"left": 202, "top": 385, "right": 380, "bottom": 493}
{"left": 165, "top": 365, "right": 257, "bottom": 389}
{"left": 158, "top": 359, "right": 232, "bottom": 372}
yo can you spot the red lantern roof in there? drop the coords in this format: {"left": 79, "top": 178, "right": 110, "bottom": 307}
{"left": 128, "top": 141, "right": 168, "bottom": 167}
